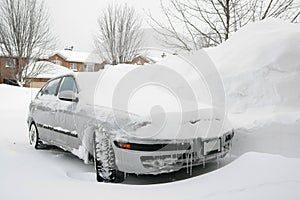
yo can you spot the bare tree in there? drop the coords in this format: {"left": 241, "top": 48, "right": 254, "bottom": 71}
{"left": 95, "top": 4, "right": 143, "bottom": 65}
{"left": 253, "top": 0, "right": 299, "bottom": 20}
{"left": 147, "top": 0, "right": 256, "bottom": 50}
{"left": 147, "top": 0, "right": 300, "bottom": 50}
{"left": 291, "top": 10, "right": 300, "bottom": 23}
{"left": 0, "top": 0, "right": 54, "bottom": 85}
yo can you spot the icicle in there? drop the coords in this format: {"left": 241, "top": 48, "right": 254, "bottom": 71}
{"left": 189, "top": 152, "right": 193, "bottom": 176}
{"left": 229, "top": 141, "right": 233, "bottom": 160}
{"left": 217, "top": 153, "right": 220, "bottom": 168}
{"left": 189, "top": 140, "right": 194, "bottom": 176}
{"left": 203, "top": 156, "right": 206, "bottom": 168}
{"left": 186, "top": 151, "right": 189, "bottom": 174}
{"left": 188, "top": 152, "right": 190, "bottom": 175}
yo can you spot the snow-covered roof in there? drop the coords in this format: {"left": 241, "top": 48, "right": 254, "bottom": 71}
{"left": 26, "top": 61, "right": 73, "bottom": 79}
{"left": 50, "top": 50, "right": 102, "bottom": 64}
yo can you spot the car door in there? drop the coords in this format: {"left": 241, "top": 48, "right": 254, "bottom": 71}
{"left": 33, "top": 78, "right": 62, "bottom": 143}
{"left": 54, "top": 76, "right": 80, "bottom": 149}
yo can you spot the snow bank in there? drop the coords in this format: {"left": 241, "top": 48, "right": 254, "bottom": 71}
{"left": 205, "top": 19, "right": 300, "bottom": 158}
{"left": 0, "top": 84, "right": 36, "bottom": 111}
{"left": 0, "top": 84, "right": 38, "bottom": 143}
{"left": 206, "top": 18, "right": 300, "bottom": 127}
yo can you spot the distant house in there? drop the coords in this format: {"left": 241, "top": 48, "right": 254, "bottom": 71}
{"left": 0, "top": 48, "right": 51, "bottom": 85}
{"left": 0, "top": 55, "right": 15, "bottom": 84}
{"left": 48, "top": 50, "right": 104, "bottom": 72}
{"left": 25, "top": 61, "right": 73, "bottom": 88}
{"left": 0, "top": 54, "right": 30, "bottom": 85}
{"left": 126, "top": 54, "right": 162, "bottom": 65}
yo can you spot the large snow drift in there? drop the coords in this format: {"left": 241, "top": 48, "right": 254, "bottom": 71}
{"left": 206, "top": 18, "right": 300, "bottom": 128}
{"left": 206, "top": 19, "right": 300, "bottom": 158}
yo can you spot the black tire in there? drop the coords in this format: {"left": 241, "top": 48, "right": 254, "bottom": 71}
{"left": 93, "top": 130, "right": 124, "bottom": 183}
{"left": 29, "top": 123, "right": 43, "bottom": 149}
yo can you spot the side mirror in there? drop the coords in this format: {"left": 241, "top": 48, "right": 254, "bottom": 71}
{"left": 58, "top": 90, "right": 79, "bottom": 102}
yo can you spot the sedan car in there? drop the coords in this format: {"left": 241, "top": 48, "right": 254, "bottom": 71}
{"left": 27, "top": 67, "right": 234, "bottom": 183}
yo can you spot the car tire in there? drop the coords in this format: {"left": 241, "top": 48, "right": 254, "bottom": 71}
{"left": 29, "top": 123, "right": 43, "bottom": 149}
{"left": 93, "top": 130, "right": 125, "bottom": 183}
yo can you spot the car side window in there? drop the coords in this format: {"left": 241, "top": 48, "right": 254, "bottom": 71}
{"left": 59, "top": 76, "right": 78, "bottom": 93}
{"left": 41, "top": 78, "right": 61, "bottom": 96}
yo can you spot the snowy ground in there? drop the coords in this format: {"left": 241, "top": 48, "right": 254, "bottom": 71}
{"left": 1, "top": 19, "right": 300, "bottom": 199}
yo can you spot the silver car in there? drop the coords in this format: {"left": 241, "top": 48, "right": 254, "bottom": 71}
{"left": 27, "top": 70, "right": 234, "bottom": 183}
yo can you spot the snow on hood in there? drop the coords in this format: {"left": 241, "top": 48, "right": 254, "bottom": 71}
{"left": 123, "top": 107, "right": 231, "bottom": 140}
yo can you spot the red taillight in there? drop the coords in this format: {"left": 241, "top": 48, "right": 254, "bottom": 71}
{"left": 117, "top": 142, "right": 131, "bottom": 149}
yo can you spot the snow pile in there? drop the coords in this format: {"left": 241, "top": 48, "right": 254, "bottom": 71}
{"left": 206, "top": 18, "right": 300, "bottom": 127}
{"left": 0, "top": 85, "right": 38, "bottom": 113}
{"left": 0, "top": 85, "right": 38, "bottom": 143}
{"left": 205, "top": 19, "right": 300, "bottom": 158}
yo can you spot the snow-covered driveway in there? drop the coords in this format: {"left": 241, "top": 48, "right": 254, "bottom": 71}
{"left": 0, "top": 84, "right": 300, "bottom": 200}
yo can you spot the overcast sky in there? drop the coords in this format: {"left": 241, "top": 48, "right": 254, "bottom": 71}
{"left": 46, "top": 0, "right": 164, "bottom": 52}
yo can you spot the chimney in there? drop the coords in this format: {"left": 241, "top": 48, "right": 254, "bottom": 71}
{"left": 64, "top": 46, "right": 74, "bottom": 51}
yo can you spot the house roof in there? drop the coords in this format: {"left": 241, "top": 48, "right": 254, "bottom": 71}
{"left": 132, "top": 53, "right": 165, "bottom": 64}
{"left": 26, "top": 61, "right": 73, "bottom": 79}
{"left": 50, "top": 50, "right": 102, "bottom": 64}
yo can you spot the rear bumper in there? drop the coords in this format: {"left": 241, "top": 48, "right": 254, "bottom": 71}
{"left": 112, "top": 131, "right": 234, "bottom": 174}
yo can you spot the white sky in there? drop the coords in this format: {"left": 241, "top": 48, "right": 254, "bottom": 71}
{"left": 45, "top": 0, "right": 300, "bottom": 52}
{"left": 46, "top": 0, "right": 164, "bottom": 52}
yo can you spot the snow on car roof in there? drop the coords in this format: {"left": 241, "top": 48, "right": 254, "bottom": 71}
{"left": 74, "top": 58, "right": 216, "bottom": 116}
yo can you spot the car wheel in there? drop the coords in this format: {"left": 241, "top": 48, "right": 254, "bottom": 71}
{"left": 93, "top": 130, "right": 125, "bottom": 183}
{"left": 29, "top": 123, "right": 43, "bottom": 149}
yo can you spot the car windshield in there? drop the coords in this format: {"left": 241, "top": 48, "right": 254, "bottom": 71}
{"left": 40, "top": 78, "right": 61, "bottom": 96}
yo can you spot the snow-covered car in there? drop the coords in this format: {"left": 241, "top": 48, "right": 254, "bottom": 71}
{"left": 27, "top": 67, "right": 234, "bottom": 183}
